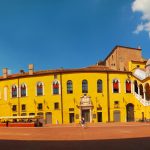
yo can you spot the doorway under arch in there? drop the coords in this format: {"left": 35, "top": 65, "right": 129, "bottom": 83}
{"left": 126, "top": 103, "right": 134, "bottom": 122}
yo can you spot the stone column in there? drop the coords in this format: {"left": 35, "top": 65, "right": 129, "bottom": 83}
{"left": 143, "top": 89, "right": 146, "bottom": 100}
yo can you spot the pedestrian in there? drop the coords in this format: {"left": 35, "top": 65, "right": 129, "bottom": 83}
{"left": 81, "top": 117, "right": 85, "bottom": 128}
{"left": 6, "top": 120, "right": 9, "bottom": 127}
{"left": 56, "top": 120, "right": 59, "bottom": 124}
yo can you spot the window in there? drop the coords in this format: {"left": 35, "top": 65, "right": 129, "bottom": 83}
{"left": 21, "top": 104, "right": 26, "bottom": 111}
{"left": 145, "top": 83, "right": 150, "bottom": 100}
{"left": 69, "top": 108, "right": 74, "bottom": 111}
{"left": 114, "top": 101, "right": 119, "bottom": 108}
{"left": 53, "top": 80, "right": 59, "bottom": 95}
{"left": 29, "top": 113, "right": 35, "bottom": 116}
{"left": 21, "top": 83, "right": 27, "bottom": 97}
{"left": 97, "top": 79, "right": 102, "bottom": 93}
{"left": 134, "top": 80, "right": 138, "bottom": 94}
{"left": 113, "top": 79, "right": 119, "bottom": 93}
{"left": 37, "top": 103, "right": 43, "bottom": 110}
{"left": 139, "top": 84, "right": 144, "bottom": 98}
{"left": 67, "top": 80, "right": 73, "bottom": 94}
{"left": 82, "top": 80, "right": 88, "bottom": 93}
{"left": 21, "top": 113, "right": 27, "bottom": 116}
{"left": 37, "top": 82, "right": 43, "bottom": 96}
{"left": 54, "top": 102, "right": 59, "bottom": 110}
{"left": 12, "top": 105, "right": 17, "bottom": 111}
{"left": 126, "top": 80, "right": 131, "bottom": 93}
{"left": 37, "top": 112, "right": 44, "bottom": 117}
{"left": 12, "top": 85, "right": 17, "bottom": 98}
{"left": 114, "top": 101, "right": 119, "bottom": 105}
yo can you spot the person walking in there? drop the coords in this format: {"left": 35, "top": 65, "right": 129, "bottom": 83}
{"left": 81, "top": 117, "right": 86, "bottom": 128}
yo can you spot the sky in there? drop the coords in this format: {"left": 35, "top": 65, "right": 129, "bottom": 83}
{"left": 0, "top": 0, "right": 150, "bottom": 74}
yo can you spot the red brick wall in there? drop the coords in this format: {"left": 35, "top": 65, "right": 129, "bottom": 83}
{"left": 105, "top": 46, "right": 143, "bottom": 71}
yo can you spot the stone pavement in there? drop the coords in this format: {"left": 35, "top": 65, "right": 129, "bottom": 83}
{"left": 0, "top": 122, "right": 150, "bottom": 150}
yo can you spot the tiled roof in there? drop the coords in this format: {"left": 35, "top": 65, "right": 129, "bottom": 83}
{"left": 131, "top": 60, "right": 147, "bottom": 63}
{"left": 0, "top": 65, "right": 130, "bottom": 80}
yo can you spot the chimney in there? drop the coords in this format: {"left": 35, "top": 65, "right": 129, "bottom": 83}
{"left": 20, "top": 69, "right": 25, "bottom": 74}
{"left": 28, "top": 64, "right": 34, "bottom": 75}
{"left": 3, "top": 68, "right": 8, "bottom": 78}
{"left": 137, "top": 45, "right": 141, "bottom": 49}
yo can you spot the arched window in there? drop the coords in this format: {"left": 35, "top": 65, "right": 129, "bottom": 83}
{"left": 21, "top": 83, "right": 27, "bottom": 97}
{"left": 82, "top": 80, "right": 88, "bottom": 93}
{"left": 113, "top": 79, "right": 119, "bottom": 93}
{"left": 145, "top": 83, "right": 150, "bottom": 101}
{"left": 53, "top": 80, "right": 59, "bottom": 95}
{"left": 139, "top": 84, "right": 144, "bottom": 98}
{"left": 37, "top": 82, "right": 43, "bottom": 96}
{"left": 97, "top": 79, "right": 102, "bottom": 93}
{"left": 67, "top": 80, "right": 73, "bottom": 94}
{"left": 134, "top": 80, "right": 138, "bottom": 94}
{"left": 12, "top": 85, "right": 17, "bottom": 98}
{"left": 126, "top": 80, "right": 131, "bottom": 93}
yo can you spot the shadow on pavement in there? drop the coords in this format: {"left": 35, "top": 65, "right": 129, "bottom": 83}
{"left": 0, "top": 137, "right": 150, "bottom": 150}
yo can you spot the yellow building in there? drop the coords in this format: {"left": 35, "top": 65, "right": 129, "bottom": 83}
{"left": 0, "top": 45, "right": 150, "bottom": 124}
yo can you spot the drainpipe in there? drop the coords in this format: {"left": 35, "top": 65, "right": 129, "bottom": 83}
{"left": 107, "top": 71, "right": 110, "bottom": 122}
{"left": 60, "top": 72, "right": 63, "bottom": 124}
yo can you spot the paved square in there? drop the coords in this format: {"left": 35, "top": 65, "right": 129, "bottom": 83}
{"left": 0, "top": 122, "right": 150, "bottom": 150}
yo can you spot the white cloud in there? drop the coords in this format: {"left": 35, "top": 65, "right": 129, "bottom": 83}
{"left": 132, "top": 0, "right": 150, "bottom": 37}
{"left": 133, "top": 23, "right": 144, "bottom": 34}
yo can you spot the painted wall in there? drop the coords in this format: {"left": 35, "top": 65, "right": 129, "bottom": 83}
{"left": 0, "top": 69, "right": 149, "bottom": 124}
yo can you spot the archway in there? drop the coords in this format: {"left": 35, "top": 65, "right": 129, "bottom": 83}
{"left": 126, "top": 103, "right": 134, "bottom": 122}
{"left": 145, "top": 83, "right": 150, "bottom": 101}
{"left": 134, "top": 80, "right": 138, "bottom": 94}
{"left": 139, "top": 84, "right": 144, "bottom": 98}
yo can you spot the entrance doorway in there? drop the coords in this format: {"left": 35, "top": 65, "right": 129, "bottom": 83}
{"left": 113, "top": 110, "right": 120, "bottom": 122}
{"left": 82, "top": 109, "right": 90, "bottom": 122}
{"left": 45, "top": 112, "right": 52, "bottom": 124}
{"left": 69, "top": 113, "right": 74, "bottom": 123}
{"left": 126, "top": 103, "right": 134, "bottom": 122}
{"left": 97, "top": 112, "right": 102, "bottom": 122}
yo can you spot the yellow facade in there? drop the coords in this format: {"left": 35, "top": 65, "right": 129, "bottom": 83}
{"left": 129, "top": 60, "right": 146, "bottom": 71}
{"left": 0, "top": 45, "right": 150, "bottom": 124}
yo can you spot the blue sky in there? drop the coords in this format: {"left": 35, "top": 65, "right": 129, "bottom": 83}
{"left": 0, "top": 0, "right": 150, "bottom": 74}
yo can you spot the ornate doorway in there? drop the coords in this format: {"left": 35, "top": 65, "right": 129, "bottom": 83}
{"left": 79, "top": 94, "right": 93, "bottom": 122}
{"left": 126, "top": 103, "right": 134, "bottom": 122}
{"left": 82, "top": 109, "right": 90, "bottom": 122}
